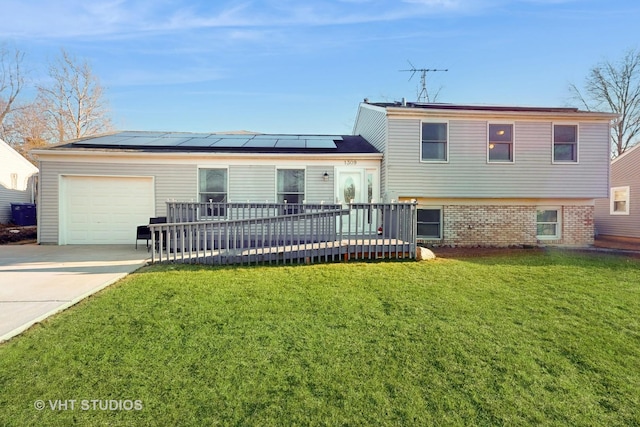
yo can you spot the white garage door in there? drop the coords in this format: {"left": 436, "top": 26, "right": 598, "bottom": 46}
{"left": 61, "top": 176, "right": 154, "bottom": 244}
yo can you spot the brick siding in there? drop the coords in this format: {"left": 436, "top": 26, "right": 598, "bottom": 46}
{"left": 420, "top": 205, "right": 594, "bottom": 247}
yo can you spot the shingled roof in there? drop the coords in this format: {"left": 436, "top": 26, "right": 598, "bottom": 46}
{"left": 52, "top": 131, "right": 379, "bottom": 154}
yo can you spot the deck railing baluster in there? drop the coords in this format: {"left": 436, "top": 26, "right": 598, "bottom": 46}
{"left": 150, "top": 201, "right": 417, "bottom": 266}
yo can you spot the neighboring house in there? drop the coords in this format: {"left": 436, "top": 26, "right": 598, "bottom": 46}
{"left": 353, "top": 101, "right": 616, "bottom": 247}
{"left": 594, "top": 143, "right": 640, "bottom": 239}
{"left": 32, "top": 132, "right": 381, "bottom": 244}
{"left": 0, "top": 139, "right": 39, "bottom": 224}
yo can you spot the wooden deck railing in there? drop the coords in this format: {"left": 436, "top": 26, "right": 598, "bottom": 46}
{"left": 150, "top": 201, "right": 417, "bottom": 265}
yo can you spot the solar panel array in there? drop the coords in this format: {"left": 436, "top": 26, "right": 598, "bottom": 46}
{"left": 75, "top": 132, "right": 341, "bottom": 149}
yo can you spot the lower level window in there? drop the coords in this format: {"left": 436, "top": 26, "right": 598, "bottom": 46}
{"left": 536, "top": 209, "right": 560, "bottom": 239}
{"left": 417, "top": 208, "right": 441, "bottom": 239}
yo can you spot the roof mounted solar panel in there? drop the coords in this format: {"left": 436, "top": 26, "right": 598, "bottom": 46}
{"left": 305, "top": 139, "right": 337, "bottom": 149}
{"left": 176, "top": 138, "right": 221, "bottom": 147}
{"left": 244, "top": 139, "right": 278, "bottom": 148}
{"left": 116, "top": 131, "right": 169, "bottom": 138}
{"left": 253, "top": 134, "right": 299, "bottom": 140}
{"left": 144, "top": 137, "right": 195, "bottom": 146}
{"left": 211, "top": 138, "right": 251, "bottom": 147}
{"left": 162, "top": 132, "right": 210, "bottom": 139}
{"left": 109, "top": 137, "right": 173, "bottom": 146}
{"left": 304, "top": 135, "right": 343, "bottom": 140}
{"left": 209, "top": 134, "right": 257, "bottom": 139}
{"left": 76, "top": 135, "right": 135, "bottom": 145}
{"left": 275, "top": 139, "right": 306, "bottom": 148}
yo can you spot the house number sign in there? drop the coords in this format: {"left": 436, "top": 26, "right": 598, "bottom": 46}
{"left": 344, "top": 160, "right": 358, "bottom": 166}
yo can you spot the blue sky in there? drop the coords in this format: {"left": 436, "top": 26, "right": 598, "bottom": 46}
{"left": 1, "top": 0, "right": 638, "bottom": 134}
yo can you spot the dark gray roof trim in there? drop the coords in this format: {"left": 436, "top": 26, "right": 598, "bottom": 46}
{"left": 58, "top": 131, "right": 380, "bottom": 154}
{"left": 370, "top": 101, "right": 582, "bottom": 113}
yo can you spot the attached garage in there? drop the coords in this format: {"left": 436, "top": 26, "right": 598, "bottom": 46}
{"left": 60, "top": 175, "right": 154, "bottom": 244}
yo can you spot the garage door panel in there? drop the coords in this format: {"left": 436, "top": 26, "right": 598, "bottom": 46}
{"left": 62, "top": 176, "right": 155, "bottom": 244}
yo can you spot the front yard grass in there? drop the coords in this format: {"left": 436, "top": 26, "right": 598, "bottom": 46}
{"left": 0, "top": 250, "right": 639, "bottom": 426}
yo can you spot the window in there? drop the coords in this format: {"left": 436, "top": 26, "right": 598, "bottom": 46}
{"left": 488, "top": 123, "right": 513, "bottom": 162}
{"left": 536, "top": 209, "right": 560, "bottom": 239}
{"left": 610, "top": 186, "right": 630, "bottom": 215}
{"left": 10, "top": 173, "right": 18, "bottom": 190}
{"left": 421, "top": 122, "right": 447, "bottom": 161}
{"left": 417, "top": 208, "right": 442, "bottom": 239}
{"left": 199, "top": 168, "right": 227, "bottom": 217}
{"left": 277, "top": 169, "right": 305, "bottom": 214}
{"left": 553, "top": 124, "right": 578, "bottom": 162}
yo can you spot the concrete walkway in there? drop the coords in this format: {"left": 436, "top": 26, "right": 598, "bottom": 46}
{"left": 0, "top": 245, "right": 149, "bottom": 343}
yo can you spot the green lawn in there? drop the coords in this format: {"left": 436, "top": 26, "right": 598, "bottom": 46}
{"left": 1, "top": 250, "right": 639, "bottom": 426}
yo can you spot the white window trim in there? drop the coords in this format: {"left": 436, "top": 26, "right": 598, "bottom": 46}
{"left": 197, "top": 166, "right": 229, "bottom": 219}
{"left": 417, "top": 206, "right": 443, "bottom": 240}
{"left": 551, "top": 122, "right": 580, "bottom": 164}
{"left": 420, "top": 120, "right": 449, "bottom": 164}
{"left": 536, "top": 207, "right": 561, "bottom": 240}
{"left": 610, "top": 186, "right": 630, "bottom": 215}
{"left": 487, "top": 122, "right": 515, "bottom": 164}
{"left": 197, "top": 166, "right": 229, "bottom": 199}
{"left": 275, "top": 166, "right": 307, "bottom": 204}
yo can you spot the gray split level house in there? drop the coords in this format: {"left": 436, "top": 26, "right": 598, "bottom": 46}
{"left": 32, "top": 100, "right": 616, "bottom": 247}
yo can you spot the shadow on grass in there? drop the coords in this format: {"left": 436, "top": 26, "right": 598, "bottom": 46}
{"left": 433, "top": 246, "right": 640, "bottom": 269}
{"left": 132, "top": 256, "right": 418, "bottom": 274}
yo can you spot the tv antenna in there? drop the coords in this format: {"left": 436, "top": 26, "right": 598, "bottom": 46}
{"left": 400, "top": 61, "right": 448, "bottom": 102}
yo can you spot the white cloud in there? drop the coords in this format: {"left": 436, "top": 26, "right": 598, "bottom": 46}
{"left": 0, "top": 0, "right": 481, "bottom": 40}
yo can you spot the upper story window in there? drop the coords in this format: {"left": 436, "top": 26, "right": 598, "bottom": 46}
{"left": 488, "top": 123, "right": 514, "bottom": 163}
{"left": 277, "top": 169, "right": 305, "bottom": 214}
{"left": 610, "top": 186, "right": 630, "bottom": 215}
{"left": 199, "top": 168, "right": 227, "bottom": 217}
{"left": 421, "top": 122, "right": 448, "bottom": 162}
{"left": 553, "top": 124, "right": 578, "bottom": 163}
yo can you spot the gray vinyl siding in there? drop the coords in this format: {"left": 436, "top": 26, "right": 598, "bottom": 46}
{"left": 353, "top": 105, "right": 388, "bottom": 198}
{"left": 384, "top": 118, "right": 610, "bottom": 199}
{"left": 594, "top": 145, "right": 640, "bottom": 238}
{"left": 38, "top": 161, "right": 195, "bottom": 244}
{"left": 228, "top": 165, "right": 276, "bottom": 202}
{"left": 0, "top": 184, "right": 35, "bottom": 223}
{"left": 226, "top": 165, "right": 335, "bottom": 204}
{"left": 306, "top": 166, "right": 334, "bottom": 203}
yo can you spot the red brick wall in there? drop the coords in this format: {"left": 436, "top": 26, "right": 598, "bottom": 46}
{"left": 421, "top": 205, "right": 594, "bottom": 247}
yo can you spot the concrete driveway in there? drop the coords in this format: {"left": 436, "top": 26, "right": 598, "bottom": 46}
{"left": 0, "top": 244, "right": 150, "bottom": 343}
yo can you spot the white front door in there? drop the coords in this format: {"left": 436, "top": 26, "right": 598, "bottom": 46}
{"left": 336, "top": 169, "right": 364, "bottom": 205}
{"left": 335, "top": 168, "right": 379, "bottom": 234}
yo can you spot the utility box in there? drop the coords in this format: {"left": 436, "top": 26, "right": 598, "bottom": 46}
{"left": 10, "top": 203, "right": 37, "bottom": 226}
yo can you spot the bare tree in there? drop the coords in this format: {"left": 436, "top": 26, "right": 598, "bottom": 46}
{"left": 0, "top": 44, "right": 26, "bottom": 140}
{"left": 4, "top": 100, "right": 50, "bottom": 161}
{"left": 569, "top": 48, "right": 640, "bottom": 157}
{"left": 37, "top": 49, "right": 112, "bottom": 143}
